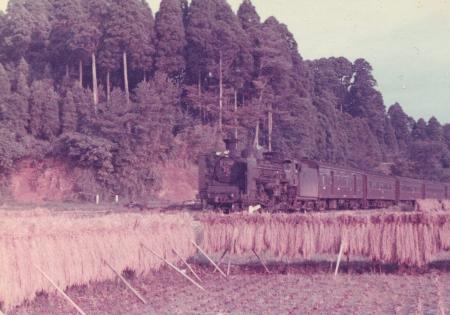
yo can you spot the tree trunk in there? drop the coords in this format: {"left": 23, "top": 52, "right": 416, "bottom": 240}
{"left": 219, "top": 51, "right": 223, "bottom": 132}
{"left": 254, "top": 80, "right": 268, "bottom": 149}
{"left": 143, "top": 70, "right": 147, "bottom": 82}
{"left": 79, "top": 60, "right": 83, "bottom": 88}
{"left": 268, "top": 104, "right": 273, "bottom": 151}
{"left": 92, "top": 52, "right": 98, "bottom": 107}
{"left": 254, "top": 120, "right": 260, "bottom": 148}
{"left": 65, "top": 65, "right": 69, "bottom": 78}
{"left": 254, "top": 89, "right": 264, "bottom": 148}
{"left": 123, "top": 51, "right": 129, "bottom": 104}
{"left": 106, "top": 70, "right": 111, "bottom": 103}
{"left": 234, "top": 89, "right": 238, "bottom": 140}
{"left": 198, "top": 72, "right": 204, "bottom": 122}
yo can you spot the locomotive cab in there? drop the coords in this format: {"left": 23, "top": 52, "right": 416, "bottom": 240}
{"left": 282, "top": 160, "right": 300, "bottom": 186}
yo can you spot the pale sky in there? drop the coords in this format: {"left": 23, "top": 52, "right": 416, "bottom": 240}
{"left": 1, "top": 0, "right": 449, "bottom": 123}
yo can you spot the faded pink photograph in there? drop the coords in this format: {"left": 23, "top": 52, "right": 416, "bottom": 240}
{"left": 0, "top": 0, "right": 449, "bottom": 314}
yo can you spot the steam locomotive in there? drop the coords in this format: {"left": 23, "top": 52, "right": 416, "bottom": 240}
{"left": 198, "top": 138, "right": 450, "bottom": 212}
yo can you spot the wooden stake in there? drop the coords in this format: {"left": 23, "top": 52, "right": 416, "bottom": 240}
{"left": 191, "top": 241, "right": 227, "bottom": 278}
{"left": 103, "top": 259, "right": 147, "bottom": 304}
{"left": 34, "top": 264, "right": 87, "bottom": 315}
{"left": 142, "top": 244, "right": 206, "bottom": 292}
{"left": 172, "top": 247, "right": 203, "bottom": 283}
{"left": 213, "top": 248, "right": 229, "bottom": 273}
{"left": 334, "top": 240, "right": 345, "bottom": 276}
{"left": 346, "top": 253, "right": 350, "bottom": 274}
{"left": 252, "top": 249, "right": 270, "bottom": 273}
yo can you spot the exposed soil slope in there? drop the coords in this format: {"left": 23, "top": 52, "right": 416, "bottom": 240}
{"left": 9, "top": 159, "right": 74, "bottom": 203}
{"left": 157, "top": 163, "right": 198, "bottom": 203}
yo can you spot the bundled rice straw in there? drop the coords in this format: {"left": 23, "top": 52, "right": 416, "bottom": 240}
{"left": 442, "top": 200, "right": 450, "bottom": 211}
{"left": 0, "top": 210, "right": 195, "bottom": 311}
{"left": 416, "top": 199, "right": 444, "bottom": 212}
{"left": 200, "top": 211, "right": 450, "bottom": 268}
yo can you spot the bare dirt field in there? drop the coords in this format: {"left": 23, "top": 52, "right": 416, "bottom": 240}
{"left": 10, "top": 258, "right": 450, "bottom": 315}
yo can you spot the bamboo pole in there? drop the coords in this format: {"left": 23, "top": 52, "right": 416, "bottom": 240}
{"left": 172, "top": 247, "right": 203, "bottom": 283}
{"left": 103, "top": 259, "right": 147, "bottom": 304}
{"left": 34, "top": 264, "right": 87, "bottom": 315}
{"left": 252, "top": 249, "right": 270, "bottom": 273}
{"left": 141, "top": 244, "right": 206, "bottom": 292}
{"left": 334, "top": 240, "right": 345, "bottom": 276}
{"left": 191, "top": 241, "right": 227, "bottom": 278}
{"left": 213, "top": 248, "right": 229, "bottom": 274}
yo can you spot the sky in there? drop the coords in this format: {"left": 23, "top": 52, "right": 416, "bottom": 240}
{"left": 1, "top": 0, "right": 449, "bottom": 123}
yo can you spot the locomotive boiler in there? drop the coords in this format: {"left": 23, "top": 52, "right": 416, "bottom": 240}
{"left": 198, "top": 138, "right": 450, "bottom": 212}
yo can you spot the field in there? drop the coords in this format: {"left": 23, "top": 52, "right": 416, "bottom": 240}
{"left": 10, "top": 257, "right": 450, "bottom": 315}
{"left": 1, "top": 204, "right": 449, "bottom": 314}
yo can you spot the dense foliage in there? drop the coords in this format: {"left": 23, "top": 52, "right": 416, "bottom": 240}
{"left": 0, "top": 0, "right": 448, "bottom": 200}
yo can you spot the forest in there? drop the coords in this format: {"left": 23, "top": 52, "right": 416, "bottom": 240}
{"left": 0, "top": 0, "right": 449, "bottom": 201}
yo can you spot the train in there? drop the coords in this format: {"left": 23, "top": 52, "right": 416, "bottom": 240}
{"left": 198, "top": 138, "right": 450, "bottom": 212}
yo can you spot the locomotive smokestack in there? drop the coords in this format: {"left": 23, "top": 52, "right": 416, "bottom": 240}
{"left": 224, "top": 138, "right": 238, "bottom": 157}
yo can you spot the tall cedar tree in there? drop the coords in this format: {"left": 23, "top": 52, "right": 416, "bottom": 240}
{"left": 154, "top": 0, "right": 187, "bottom": 81}
{"left": 61, "top": 89, "right": 78, "bottom": 133}
{"left": 237, "top": 0, "right": 260, "bottom": 31}
{"left": 388, "top": 103, "right": 411, "bottom": 152}
{"left": 103, "top": 0, "right": 155, "bottom": 103}
{"left": 444, "top": 124, "right": 450, "bottom": 149}
{"left": 29, "top": 79, "right": 60, "bottom": 139}
{"left": 427, "top": 117, "right": 443, "bottom": 142}
{"left": 0, "top": 63, "right": 10, "bottom": 99}
{"left": 49, "top": 0, "right": 86, "bottom": 85}
{"left": 2, "top": 0, "right": 33, "bottom": 62}
{"left": 411, "top": 118, "right": 428, "bottom": 141}
{"left": 253, "top": 17, "right": 305, "bottom": 150}
{"left": 22, "top": 0, "right": 52, "bottom": 75}
{"left": 186, "top": 0, "right": 253, "bottom": 131}
{"left": 0, "top": 11, "right": 5, "bottom": 62}
{"left": 76, "top": 0, "right": 108, "bottom": 106}
{"left": 3, "top": 58, "right": 31, "bottom": 135}
{"left": 347, "top": 59, "right": 388, "bottom": 155}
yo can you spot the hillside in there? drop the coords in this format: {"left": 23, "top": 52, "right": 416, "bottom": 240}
{"left": 0, "top": 0, "right": 448, "bottom": 202}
